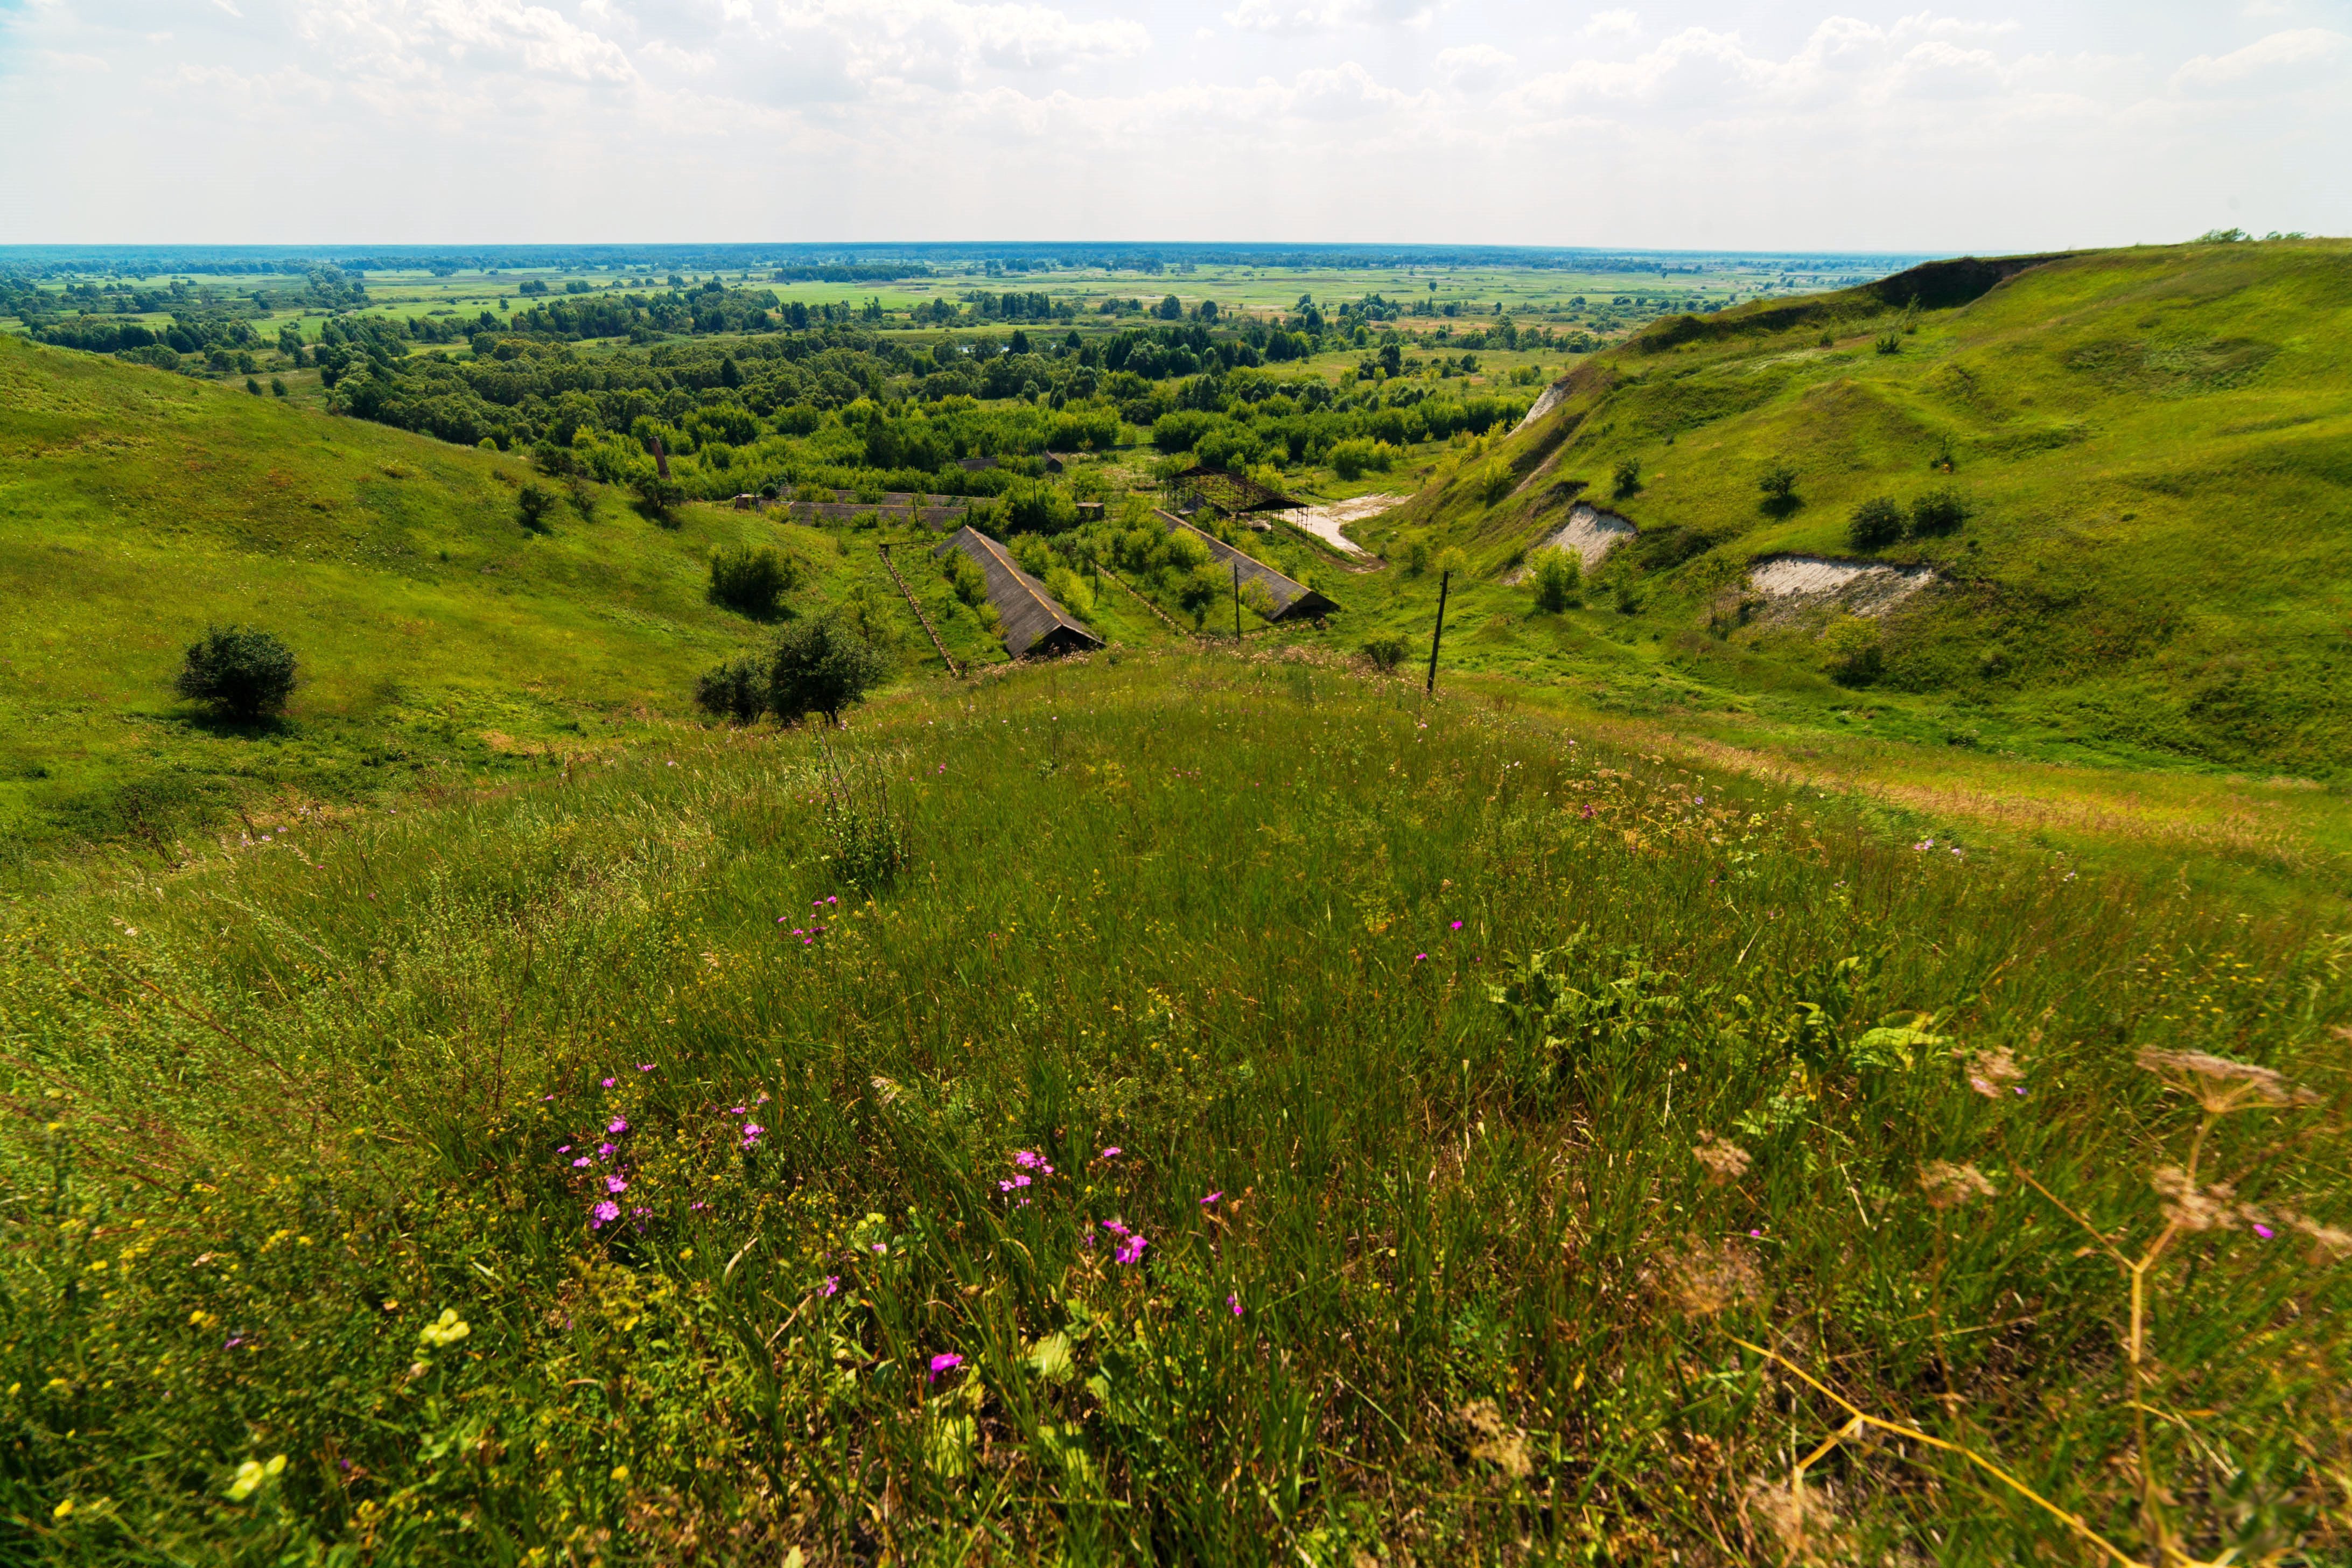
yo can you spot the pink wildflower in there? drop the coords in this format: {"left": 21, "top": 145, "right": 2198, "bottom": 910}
{"left": 606, "top": 1175, "right": 628, "bottom": 1195}
{"left": 1100, "top": 1146, "right": 1122, "bottom": 1160}
{"left": 608, "top": 1117, "right": 629, "bottom": 1135}
{"left": 1200, "top": 1191, "right": 1222, "bottom": 1206}
{"left": 741, "top": 1123, "right": 764, "bottom": 1150}
{"left": 820, "top": 1276, "right": 841, "bottom": 1297}
{"left": 1115, "top": 1233, "right": 1149, "bottom": 1265}
{"left": 928, "top": 1353, "right": 963, "bottom": 1380}
{"left": 1228, "top": 1293, "right": 1242, "bottom": 1316}
{"left": 592, "top": 1200, "right": 620, "bottom": 1228}
{"left": 601, "top": 1077, "right": 617, "bottom": 1088}
{"left": 572, "top": 1157, "right": 591, "bottom": 1170}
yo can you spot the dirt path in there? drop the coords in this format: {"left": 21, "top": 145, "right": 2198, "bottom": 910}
{"left": 1269, "top": 494, "right": 1402, "bottom": 557}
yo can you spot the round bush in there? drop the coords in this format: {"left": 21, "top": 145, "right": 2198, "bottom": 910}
{"left": 1848, "top": 496, "right": 1906, "bottom": 550}
{"left": 175, "top": 626, "right": 296, "bottom": 722}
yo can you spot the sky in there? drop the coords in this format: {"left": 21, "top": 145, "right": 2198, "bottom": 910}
{"left": 1, "top": 1, "right": 2345, "bottom": 251}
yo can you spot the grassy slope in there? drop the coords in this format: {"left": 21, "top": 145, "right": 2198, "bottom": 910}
{"left": 2, "top": 654, "right": 2345, "bottom": 1563}
{"left": 1347, "top": 240, "right": 2352, "bottom": 780}
{"left": 0, "top": 336, "right": 1027, "bottom": 863}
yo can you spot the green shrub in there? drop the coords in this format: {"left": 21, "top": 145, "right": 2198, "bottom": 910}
{"left": 1849, "top": 496, "right": 1906, "bottom": 550}
{"left": 1530, "top": 548, "right": 1583, "bottom": 613}
{"left": 1758, "top": 463, "right": 1800, "bottom": 514}
{"left": 1433, "top": 546, "right": 1471, "bottom": 580}
{"left": 1177, "top": 565, "right": 1224, "bottom": 629}
{"left": 1045, "top": 565, "right": 1096, "bottom": 620}
{"left": 1004, "top": 482, "right": 1077, "bottom": 535}
{"left": 1011, "top": 533, "right": 1053, "bottom": 577}
{"left": 707, "top": 545, "right": 798, "bottom": 620}
{"left": 1330, "top": 438, "right": 1378, "bottom": 481}
{"left": 1910, "top": 486, "right": 1967, "bottom": 536}
{"left": 1401, "top": 536, "right": 1432, "bottom": 577}
{"left": 632, "top": 475, "right": 684, "bottom": 529}
{"left": 1612, "top": 457, "right": 1641, "bottom": 498}
{"left": 941, "top": 548, "right": 988, "bottom": 607}
{"left": 174, "top": 625, "right": 296, "bottom": 722}
{"left": 694, "top": 653, "right": 771, "bottom": 724}
{"left": 1875, "top": 333, "right": 1902, "bottom": 355}
{"left": 1362, "top": 632, "right": 1410, "bottom": 671}
{"left": 1477, "top": 463, "right": 1514, "bottom": 505}
{"left": 769, "top": 615, "right": 888, "bottom": 724}
{"left": 1821, "top": 615, "right": 1884, "bottom": 684}
{"left": 517, "top": 481, "right": 558, "bottom": 534}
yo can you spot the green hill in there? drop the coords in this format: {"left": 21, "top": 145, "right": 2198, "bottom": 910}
{"left": 1358, "top": 239, "right": 2352, "bottom": 776}
{"left": 0, "top": 336, "right": 1007, "bottom": 863}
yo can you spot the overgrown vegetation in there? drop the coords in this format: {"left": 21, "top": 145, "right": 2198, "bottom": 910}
{"left": 2, "top": 655, "right": 2345, "bottom": 1563}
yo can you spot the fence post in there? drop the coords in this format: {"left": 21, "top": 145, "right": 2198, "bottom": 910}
{"left": 1425, "top": 569, "right": 1451, "bottom": 697}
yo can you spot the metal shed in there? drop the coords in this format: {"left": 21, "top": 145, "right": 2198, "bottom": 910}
{"left": 1157, "top": 510, "right": 1341, "bottom": 622}
{"left": 933, "top": 526, "right": 1104, "bottom": 659}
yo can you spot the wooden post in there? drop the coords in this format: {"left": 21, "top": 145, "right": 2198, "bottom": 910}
{"left": 1232, "top": 561, "right": 1243, "bottom": 642}
{"left": 1425, "top": 569, "right": 1451, "bottom": 696}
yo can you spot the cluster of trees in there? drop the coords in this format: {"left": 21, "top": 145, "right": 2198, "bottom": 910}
{"left": 35, "top": 310, "right": 261, "bottom": 357}
{"left": 1149, "top": 374, "right": 1528, "bottom": 472}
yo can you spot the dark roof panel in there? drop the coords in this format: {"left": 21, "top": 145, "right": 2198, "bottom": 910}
{"left": 1157, "top": 510, "right": 1340, "bottom": 621}
{"left": 932, "top": 526, "right": 1104, "bottom": 659}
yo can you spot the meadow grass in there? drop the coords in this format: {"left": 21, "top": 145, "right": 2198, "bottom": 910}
{"left": 4, "top": 650, "right": 2347, "bottom": 1564}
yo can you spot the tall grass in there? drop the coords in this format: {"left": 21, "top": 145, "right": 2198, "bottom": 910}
{"left": 3, "top": 652, "right": 2347, "bottom": 1564}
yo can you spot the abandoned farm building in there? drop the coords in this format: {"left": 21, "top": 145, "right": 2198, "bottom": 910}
{"left": 1157, "top": 511, "right": 1340, "bottom": 622}
{"left": 933, "top": 526, "right": 1104, "bottom": 659}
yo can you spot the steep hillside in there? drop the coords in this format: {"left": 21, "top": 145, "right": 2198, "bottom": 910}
{"left": 1365, "top": 239, "right": 2352, "bottom": 776}
{"left": 0, "top": 338, "right": 1002, "bottom": 861}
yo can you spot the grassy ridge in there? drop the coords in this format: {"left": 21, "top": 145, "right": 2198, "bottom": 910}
{"left": 4, "top": 653, "right": 2345, "bottom": 1562}
{"left": 0, "top": 335, "right": 1016, "bottom": 864}
{"left": 1353, "top": 240, "right": 2352, "bottom": 777}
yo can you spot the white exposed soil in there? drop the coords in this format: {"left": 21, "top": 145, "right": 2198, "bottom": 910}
{"left": 1747, "top": 555, "right": 1937, "bottom": 618}
{"left": 1511, "top": 379, "right": 1572, "bottom": 433}
{"left": 1506, "top": 502, "right": 1637, "bottom": 580}
{"left": 1270, "top": 494, "right": 1402, "bottom": 557}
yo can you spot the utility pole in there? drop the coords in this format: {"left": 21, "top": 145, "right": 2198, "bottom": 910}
{"left": 1232, "top": 561, "right": 1243, "bottom": 642}
{"left": 1425, "top": 569, "right": 1451, "bottom": 697}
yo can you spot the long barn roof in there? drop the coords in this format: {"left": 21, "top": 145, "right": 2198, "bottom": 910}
{"left": 932, "top": 526, "right": 1104, "bottom": 659}
{"left": 1156, "top": 510, "right": 1341, "bottom": 621}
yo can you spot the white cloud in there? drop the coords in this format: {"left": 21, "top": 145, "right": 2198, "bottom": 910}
{"left": 773, "top": 0, "right": 1148, "bottom": 79}
{"left": 1224, "top": 0, "right": 1440, "bottom": 37}
{"left": 2172, "top": 26, "right": 2348, "bottom": 89}
{"left": 0, "top": 2, "right": 2343, "bottom": 248}
{"left": 1434, "top": 43, "right": 1511, "bottom": 89}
